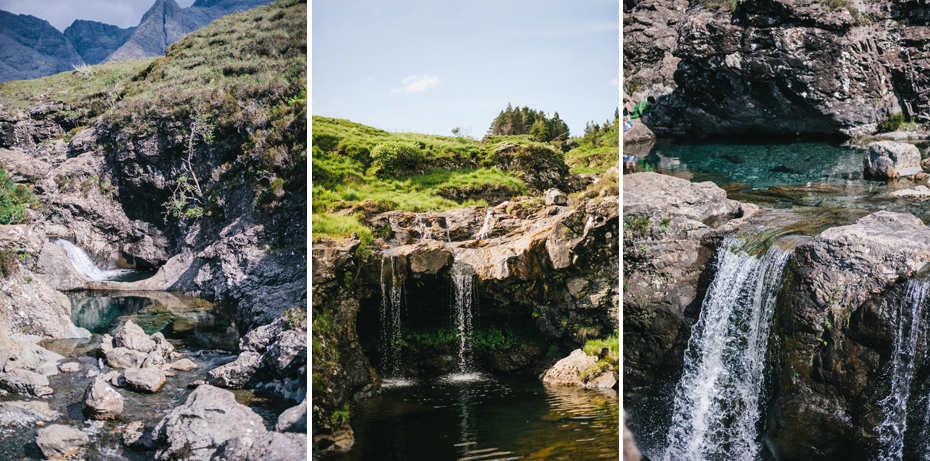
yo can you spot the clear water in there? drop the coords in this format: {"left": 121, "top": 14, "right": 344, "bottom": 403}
{"left": 656, "top": 239, "right": 790, "bottom": 461}
{"left": 323, "top": 373, "right": 619, "bottom": 461}
{"left": 629, "top": 139, "right": 930, "bottom": 225}
{"left": 0, "top": 292, "right": 290, "bottom": 461}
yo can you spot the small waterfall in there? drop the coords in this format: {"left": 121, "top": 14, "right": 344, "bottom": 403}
{"left": 415, "top": 215, "right": 433, "bottom": 240}
{"left": 380, "top": 255, "right": 405, "bottom": 376}
{"left": 877, "top": 280, "right": 929, "bottom": 461}
{"left": 662, "top": 238, "right": 791, "bottom": 461}
{"left": 54, "top": 239, "right": 133, "bottom": 281}
{"left": 474, "top": 209, "right": 494, "bottom": 240}
{"left": 451, "top": 265, "right": 478, "bottom": 373}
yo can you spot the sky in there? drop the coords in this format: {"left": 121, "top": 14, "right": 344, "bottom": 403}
{"left": 0, "top": 0, "right": 197, "bottom": 31}
{"left": 311, "top": 0, "right": 620, "bottom": 138}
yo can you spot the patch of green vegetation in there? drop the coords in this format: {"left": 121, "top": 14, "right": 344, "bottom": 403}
{"left": 824, "top": 0, "right": 848, "bottom": 12}
{"left": 583, "top": 334, "right": 619, "bottom": 365}
{"left": 623, "top": 215, "right": 650, "bottom": 239}
{"left": 696, "top": 0, "right": 738, "bottom": 10}
{"left": 879, "top": 113, "right": 906, "bottom": 133}
{"left": 329, "top": 402, "right": 350, "bottom": 426}
{"left": 0, "top": 168, "right": 36, "bottom": 225}
{"left": 284, "top": 306, "right": 307, "bottom": 330}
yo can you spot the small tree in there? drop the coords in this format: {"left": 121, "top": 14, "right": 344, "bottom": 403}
{"left": 163, "top": 111, "right": 214, "bottom": 222}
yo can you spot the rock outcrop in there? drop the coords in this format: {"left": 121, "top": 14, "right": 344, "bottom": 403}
{"left": 624, "top": 0, "right": 930, "bottom": 136}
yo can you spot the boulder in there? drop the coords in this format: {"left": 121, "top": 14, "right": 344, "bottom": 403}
{"left": 114, "top": 320, "right": 156, "bottom": 353}
{"left": 35, "top": 425, "right": 90, "bottom": 460}
{"left": 207, "top": 352, "right": 262, "bottom": 389}
{"left": 210, "top": 431, "right": 308, "bottom": 461}
{"left": 864, "top": 141, "right": 921, "bottom": 180}
{"left": 542, "top": 349, "right": 617, "bottom": 389}
{"left": 82, "top": 377, "right": 123, "bottom": 419}
{"left": 153, "top": 385, "right": 266, "bottom": 461}
{"left": 274, "top": 399, "right": 307, "bottom": 433}
{"left": 0, "top": 400, "right": 59, "bottom": 426}
{"left": 623, "top": 172, "right": 744, "bottom": 225}
{"left": 0, "top": 369, "right": 52, "bottom": 396}
{"left": 142, "top": 351, "right": 166, "bottom": 369}
{"left": 265, "top": 330, "right": 306, "bottom": 375}
{"left": 544, "top": 188, "right": 567, "bottom": 206}
{"left": 151, "top": 332, "right": 174, "bottom": 357}
{"left": 123, "top": 367, "right": 167, "bottom": 393}
{"left": 104, "top": 347, "right": 148, "bottom": 369}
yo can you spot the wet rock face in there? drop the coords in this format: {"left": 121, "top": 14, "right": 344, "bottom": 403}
{"left": 624, "top": 0, "right": 930, "bottom": 136}
{"left": 770, "top": 211, "right": 930, "bottom": 459}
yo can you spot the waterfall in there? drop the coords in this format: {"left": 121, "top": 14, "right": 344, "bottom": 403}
{"left": 877, "top": 280, "right": 929, "bottom": 461}
{"left": 380, "top": 255, "right": 405, "bottom": 376}
{"left": 54, "top": 239, "right": 133, "bottom": 281}
{"left": 474, "top": 209, "right": 494, "bottom": 240}
{"left": 415, "top": 215, "right": 433, "bottom": 240}
{"left": 662, "top": 238, "right": 790, "bottom": 461}
{"left": 451, "top": 265, "right": 477, "bottom": 373}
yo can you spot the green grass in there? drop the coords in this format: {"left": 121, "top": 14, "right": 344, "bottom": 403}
{"left": 565, "top": 146, "right": 618, "bottom": 174}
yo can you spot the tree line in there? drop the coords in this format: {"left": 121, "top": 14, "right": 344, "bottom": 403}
{"left": 487, "top": 103, "right": 570, "bottom": 142}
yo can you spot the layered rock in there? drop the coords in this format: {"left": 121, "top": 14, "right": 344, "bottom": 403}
{"left": 623, "top": 0, "right": 930, "bottom": 136}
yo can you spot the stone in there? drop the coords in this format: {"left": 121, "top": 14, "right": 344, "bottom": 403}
{"left": 35, "top": 424, "right": 90, "bottom": 460}
{"left": 151, "top": 332, "right": 174, "bottom": 357}
{"left": 207, "top": 352, "right": 261, "bottom": 389}
{"left": 120, "top": 421, "right": 146, "bottom": 447}
{"left": 153, "top": 385, "right": 266, "bottom": 461}
{"left": 274, "top": 399, "right": 307, "bottom": 433}
{"left": 58, "top": 362, "right": 79, "bottom": 373}
{"left": 211, "top": 431, "right": 308, "bottom": 461}
{"left": 82, "top": 377, "right": 123, "bottom": 420}
{"left": 0, "top": 369, "right": 52, "bottom": 396}
{"left": 142, "top": 351, "right": 166, "bottom": 369}
{"left": 0, "top": 401, "right": 59, "bottom": 426}
{"left": 123, "top": 367, "right": 166, "bottom": 393}
{"left": 114, "top": 320, "right": 156, "bottom": 353}
{"left": 623, "top": 172, "right": 745, "bottom": 224}
{"left": 265, "top": 330, "right": 306, "bottom": 375}
{"left": 168, "top": 359, "right": 198, "bottom": 371}
{"left": 864, "top": 142, "right": 922, "bottom": 180}
{"left": 544, "top": 188, "right": 568, "bottom": 206}
{"left": 104, "top": 347, "right": 148, "bottom": 369}
{"left": 542, "top": 349, "right": 617, "bottom": 389}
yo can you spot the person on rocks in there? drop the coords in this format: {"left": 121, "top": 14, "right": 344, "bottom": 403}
{"left": 623, "top": 98, "right": 634, "bottom": 132}
{"left": 630, "top": 96, "right": 655, "bottom": 121}
{"left": 624, "top": 154, "right": 638, "bottom": 170}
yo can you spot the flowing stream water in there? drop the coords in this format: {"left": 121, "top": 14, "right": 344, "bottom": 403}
{"left": 450, "top": 265, "right": 477, "bottom": 374}
{"left": 659, "top": 238, "right": 791, "bottom": 461}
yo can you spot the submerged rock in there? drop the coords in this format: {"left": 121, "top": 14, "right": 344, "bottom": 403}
{"left": 542, "top": 349, "right": 617, "bottom": 389}
{"left": 82, "top": 377, "right": 123, "bottom": 420}
{"left": 153, "top": 385, "right": 266, "bottom": 461}
{"left": 35, "top": 424, "right": 90, "bottom": 460}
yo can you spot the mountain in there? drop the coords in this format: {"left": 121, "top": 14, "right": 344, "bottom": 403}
{"left": 104, "top": 0, "right": 273, "bottom": 63}
{"left": 0, "top": 10, "right": 84, "bottom": 83}
{"left": 0, "top": 0, "right": 274, "bottom": 82}
{"left": 63, "top": 20, "right": 136, "bottom": 65}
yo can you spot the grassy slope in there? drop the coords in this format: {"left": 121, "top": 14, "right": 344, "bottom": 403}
{"left": 0, "top": 0, "right": 307, "bottom": 220}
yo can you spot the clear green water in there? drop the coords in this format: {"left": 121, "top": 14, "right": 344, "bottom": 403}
{"left": 323, "top": 374, "right": 619, "bottom": 461}
{"left": 627, "top": 138, "right": 930, "bottom": 225}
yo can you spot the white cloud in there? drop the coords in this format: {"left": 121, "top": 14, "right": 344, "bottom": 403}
{"left": 609, "top": 78, "right": 620, "bottom": 86}
{"left": 391, "top": 75, "right": 440, "bottom": 95}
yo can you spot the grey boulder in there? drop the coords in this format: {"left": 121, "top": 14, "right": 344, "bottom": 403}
{"left": 35, "top": 424, "right": 90, "bottom": 459}
{"left": 82, "top": 377, "right": 123, "bottom": 419}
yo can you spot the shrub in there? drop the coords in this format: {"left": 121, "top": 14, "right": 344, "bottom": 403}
{"left": 878, "top": 113, "right": 906, "bottom": 133}
{"left": 369, "top": 141, "right": 423, "bottom": 178}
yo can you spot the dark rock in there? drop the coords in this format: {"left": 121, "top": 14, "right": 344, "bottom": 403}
{"left": 35, "top": 424, "right": 90, "bottom": 460}
{"left": 82, "top": 377, "right": 123, "bottom": 420}
{"left": 274, "top": 399, "right": 306, "bottom": 433}
{"left": 153, "top": 385, "right": 266, "bottom": 461}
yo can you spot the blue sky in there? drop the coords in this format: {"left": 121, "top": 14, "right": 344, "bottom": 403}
{"left": 311, "top": 0, "right": 620, "bottom": 138}
{"left": 0, "top": 0, "right": 196, "bottom": 31}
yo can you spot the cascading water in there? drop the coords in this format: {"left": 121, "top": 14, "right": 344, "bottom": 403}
{"left": 661, "top": 238, "right": 791, "bottom": 461}
{"left": 877, "top": 280, "right": 930, "bottom": 461}
{"left": 451, "top": 265, "right": 478, "bottom": 373}
{"left": 54, "top": 239, "right": 134, "bottom": 281}
{"left": 380, "top": 255, "right": 405, "bottom": 377}
{"left": 475, "top": 209, "right": 494, "bottom": 240}
{"left": 415, "top": 215, "right": 433, "bottom": 240}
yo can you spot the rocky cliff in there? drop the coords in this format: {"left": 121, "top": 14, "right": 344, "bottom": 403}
{"left": 624, "top": 0, "right": 930, "bottom": 137}
{"left": 0, "top": 11, "right": 84, "bottom": 83}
